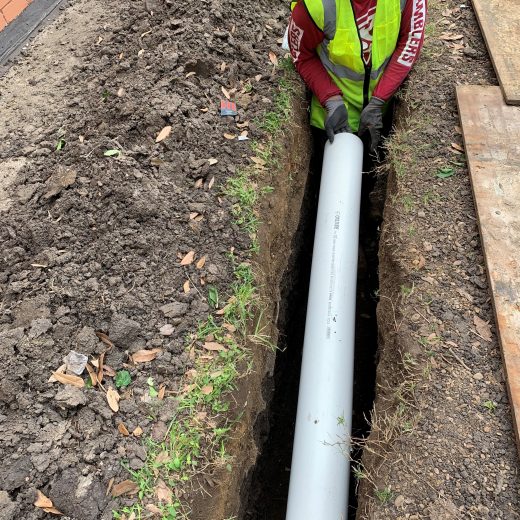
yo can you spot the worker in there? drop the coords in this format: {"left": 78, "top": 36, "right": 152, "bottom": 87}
{"left": 288, "top": 0, "right": 427, "bottom": 151}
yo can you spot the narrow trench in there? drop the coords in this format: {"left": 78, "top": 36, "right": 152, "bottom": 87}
{"left": 241, "top": 123, "right": 390, "bottom": 519}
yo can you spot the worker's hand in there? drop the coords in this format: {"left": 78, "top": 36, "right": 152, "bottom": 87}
{"left": 358, "top": 97, "right": 385, "bottom": 153}
{"left": 324, "top": 96, "right": 350, "bottom": 143}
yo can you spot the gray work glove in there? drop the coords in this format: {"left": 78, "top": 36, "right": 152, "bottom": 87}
{"left": 358, "top": 97, "right": 385, "bottom": 153}
{"left": 324, "top": 96, "right": 350, "bottom": 143}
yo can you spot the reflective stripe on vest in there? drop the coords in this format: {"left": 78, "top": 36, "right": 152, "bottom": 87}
{"left": 302, "top": 0, "right": 403, "bottom": 131}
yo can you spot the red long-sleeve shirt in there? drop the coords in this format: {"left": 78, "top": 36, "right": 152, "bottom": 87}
{"left": 289, "top": 0, "right": 427, "bottom": 105}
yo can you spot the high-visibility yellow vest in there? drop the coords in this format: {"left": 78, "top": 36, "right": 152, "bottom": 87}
{"left": 293, "top": 0, "right": 402, "bottom": 131}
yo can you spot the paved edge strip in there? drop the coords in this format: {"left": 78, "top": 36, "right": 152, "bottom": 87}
{"left": 0, "top": 0, "right": 64, "bottom": 66}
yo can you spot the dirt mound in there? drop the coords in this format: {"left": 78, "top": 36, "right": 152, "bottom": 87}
{"left": 0, "top": 0, "right": 290, "bottom": 517}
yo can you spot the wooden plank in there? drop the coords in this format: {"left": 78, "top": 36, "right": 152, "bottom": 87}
{"left": 457, "top": 85, "right": 520, "bottom": 452}
{"left": 471, "top": 0, "right": 520, "bottom": 105}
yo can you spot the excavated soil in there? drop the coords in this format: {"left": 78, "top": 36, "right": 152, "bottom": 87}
{"left": 0, "top": 0, "right": 309, "bottom": 518}
{"left": 358, "top": 0, "right": 520, "bottom": 518}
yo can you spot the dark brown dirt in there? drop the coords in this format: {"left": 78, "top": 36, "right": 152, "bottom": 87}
{"left": 357, "top": 0, "right": 520, "bottom": 517}
{"left": 0, "top": 0, "right": 305, "bottom": 518}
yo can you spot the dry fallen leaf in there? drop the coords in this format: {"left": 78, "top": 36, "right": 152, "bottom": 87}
{"left": 196, "top": 255, "right": 206, "bottom": 269}
{"left": 155, "top": 451, "right": 170, "bottom": 464}
{"left": 96, "top": 331, "right": 115, "bottom": 349}
{"left": 146, "top": 504, "right": 164, "bottom": 514}
{"left": 183, "top": 280, "right": 191, "bottom": 293}
{"left": 158, "top": 384, "right": 166, "bottom": 400}
{"left": 194, "top": 178, "right": 204, "bottom": 188}
{"left": 208, "top": 158, "right": 218, "bottom": 165}
{"left": 132, "top": 348, "right": 162, "bottom": 363}
{"left": 221, "top": 86, "right": 231, "bottom": 100}
{"left": 97, "top": 351, "right": 105, "bottom": 384}
{"left": 34, "top": 490, "right": 63, "bottom": 515}
{"left": 451, "top": 142, "right": 464, "bottom": 153}
{"left": 203, "top": 341, "right": 226, "bottom": 352}
{"left": 118, "top": 422, "right": 130, "bottom": 436}
{"left": 85, "top": 363, "right": 98, "bottom": 386}
{"left": 236, "top": 121, "right": 249, "bottom": 128}
{"left": 201, "top": 384, "right": 213, "bottom": 395}
{"left": 473, "top": 315, "right": 492, "bottom": 342}
{"left": 208, "top": 176, "right": 215, "bottom": 190}
{"left": 156, "top": 126, "right": 172, "bottom": 143}
{"left": 220, "top": 62, "right": 226, "bottom": 72}
{"left": 250, "top": 156, "right": 266, "bottom": 166}
{"left": 186, "top": 71, "right": 196, "bottom": 78}
{"left": 107, "top": 387, "right": 121, "bottom": 412}
{"left": 111, "top": 479, "right": 139, "bottom": 497}
{"left": 106, "top": 477, "right": 115, "bottom": 497}
{"left": 223, "top": 133, "right": 236, "bottom": 140}
{"left": 255, "top": 74, "right": 262, "bottom": 82}
{"left": 215, "top": 304, "right": 230, "bottom": 315}
{"left": 35, "top": 490, "right": 53, "bottom": 509}
{"left": 133, "top": 426, "right": 143, "bottom": 437}
{"left": 48, "top": 364, "right": 67, "bottom": 383}
{"left": 180, "top": 251, "right": 195, "bottom": 265}
{"left": 104, "top": 365, "right": 116, "bottom": 377}
{"left": 51, "top": 372, "right": 85, "bottom": 388}
{"left": 155, "top": 479, "right": 173, "bottom": 504}
{"left": 269, "top": 51, "right": 279, "bottom": 66}
{"left": 222, "top": 323, "right": 236, "bottom": 333}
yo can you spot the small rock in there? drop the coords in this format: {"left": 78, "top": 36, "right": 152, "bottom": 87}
{"left": 29, "top": 318, "right": 53, "bottom": 339}
{"left": 463, "top": 46, "right": 478, "bottom": 58}
{"left": 159, "top": 324, "right": 174, "bottom": 336}
{"left": 151, "top": 421, "right": 168, "bottom": 442}
{"left": 0, "top": 490, "right": 17, "bottom": 519}
{"left": 55, "top": 386, "right": 87, "bottom": 409}
{"left": 160, "top": 302, "right": 188, "bottom": 318}
{"left": 394, "top": 495, "right": 405, "bottom": 508}
{"left": 473, "top": 372, "right": 484, "bottom": 381}
{"left": 109, "top": 313, "right": 141, "bottom": 348}
{"left": 76, "top": 326, "right": 100, "bottom": 354}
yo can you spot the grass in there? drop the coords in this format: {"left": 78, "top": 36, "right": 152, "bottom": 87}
{"left": 114, "top": 57, "right": 298, "bottom": 520}
{"left": 375, "top": 487, "right": 394, "bottom": 504}
{"left": 224, "top": 58, "right": 296, "bottom": 252}
{"left": 115, "top": 263, "right": 256, "bottom": 519}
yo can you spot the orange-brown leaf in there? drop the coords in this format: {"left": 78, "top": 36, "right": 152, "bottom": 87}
{"left": 158, "top": 384, "right": 166, "bottom": 400}
{"left": 201, "top": 384, "right": 213, "bottom": 395}
{"left": 196, "top": 255, "right": 206, "bottom": 269}
{"left": 107, "top": 387, "right": 120, "bottom": 412}
{"left": 180, "top": 251, "right": 195, "bottom": 265}
{"left": 133, "top": 426, "right": 143, "bottom": 437}
{"left": 85, "top": 363, "right": 98, "bottom": 386}
{"left": 111, "top": 479, "right": 139, "bottom": 497}
{"left": 96, "top": 331, "right": 115, "bottom": 348}
{"left": 269, "top": 51, "right": 279, "bottom": 66}
{"left": 34, "top": 490, "right": 53, "bottom": 509}
{"left": 131, "top": 348, "right": 162, "bottom": 363}
{"left": 52, "top": 372, "right": 85, "bottom": 388}
{"left": 183, "top": 280, "right": 191, "bottom": 294}
{"left": 203, "top": 342, "right": 226, "bottom": 352}
{"left": 118, "top": 422, "right": 130, "bottom": 436}
{"left": 156, "top": 126, "right": 172, "bottom": 143}
{"left": 155, "top": 479, "right": 173, "bottom": 504}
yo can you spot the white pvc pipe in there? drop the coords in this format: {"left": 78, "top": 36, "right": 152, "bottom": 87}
{"left": 286, "top": 132, "right": 364, "bottom": 520}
